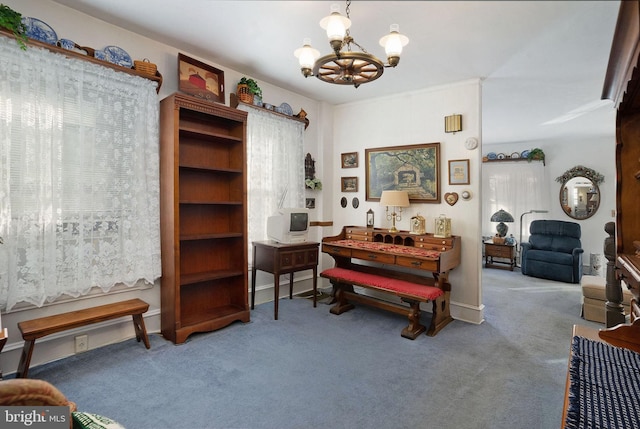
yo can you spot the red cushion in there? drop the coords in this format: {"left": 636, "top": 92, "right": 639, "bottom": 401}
{"left": 320, "top": 267, "right": 443, "bottom": 301}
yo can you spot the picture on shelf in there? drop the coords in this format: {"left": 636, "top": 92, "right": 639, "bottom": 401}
{"left": 178, "top": 53, "right": 225, "bottom": 103}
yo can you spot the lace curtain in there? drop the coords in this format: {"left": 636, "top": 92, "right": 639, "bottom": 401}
{"left": 0, "top": 38, "right": 161, "bottom": 311}
{"left": 482, "top": 161, "right": 549, "bottom": 244}
{"left": 238, "top": 105, "right": 305, "bottom": 264}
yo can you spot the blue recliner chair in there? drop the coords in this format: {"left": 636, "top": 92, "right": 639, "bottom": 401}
{"left": 520, "top": 220, "right": 583, "bottom": 283}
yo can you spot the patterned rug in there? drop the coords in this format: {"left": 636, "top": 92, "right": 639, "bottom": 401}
{"left": 566, "top": 336, "right": 640, "bottom": 429}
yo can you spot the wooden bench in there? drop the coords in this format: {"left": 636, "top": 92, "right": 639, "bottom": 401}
{"left": 16, "top": 298, "right": 150, "bottom": 378}
{"left": 320, "top": 266, "right": 452, "bottom": 339}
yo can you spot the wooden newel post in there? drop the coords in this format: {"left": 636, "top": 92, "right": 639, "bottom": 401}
{"left": 604, "top": 221, "right": 625, "bottom": 327}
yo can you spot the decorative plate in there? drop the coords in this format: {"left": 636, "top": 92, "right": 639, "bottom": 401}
{"left": 510, "top": 152, "right": 520, "bottom": 159}
{"left": 102, "top": 46, "right": 133, "bottom": 68}
{"left": 521, "top": 149, "right": 530, "bottom": 158}
{"left": 487, "top": 152, "right": 497, "bottom": 160}
{"left": 497, "top": 153, "right": 506, "bottom": 160}
{"left": 279, "top": 103, "right": 293, "bottom": 116}
{"left": 22, "top": 17, "right": 57, "bottom": 45}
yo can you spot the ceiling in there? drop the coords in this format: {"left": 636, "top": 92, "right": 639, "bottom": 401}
{"left": 52, "top": 0, "right": 621, "bottom": 145}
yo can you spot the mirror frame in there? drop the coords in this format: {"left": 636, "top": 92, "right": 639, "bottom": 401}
{"left": 556, "top": 165, "right": 604, "bottom": 220}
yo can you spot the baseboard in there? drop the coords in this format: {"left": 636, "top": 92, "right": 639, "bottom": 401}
{"left": 450, "top": 301, "right": 485, "bottom": 325}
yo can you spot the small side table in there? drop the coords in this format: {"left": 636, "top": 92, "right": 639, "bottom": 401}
{"left": 251, "top": 241, "right": 320, "bottom": 320}
{"left": 484, "top": 240, "right": 516, "bottom": 271}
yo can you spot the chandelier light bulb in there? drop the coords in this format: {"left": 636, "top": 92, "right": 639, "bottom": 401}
{"left": 293, "top": 38, "right": 320, "bottom": 74}
{"left": 379, "top": 24, "right": 409, "bottom": 67}
{"left": 319, "top": 4, "right": 351, "bottom": 43}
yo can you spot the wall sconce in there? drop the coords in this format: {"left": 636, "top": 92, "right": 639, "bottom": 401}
{"left": 380, "top": 190, "right": 410, "bottom": 232}
{"left": 444, "top": 114, "right": 462, "bottom": 133}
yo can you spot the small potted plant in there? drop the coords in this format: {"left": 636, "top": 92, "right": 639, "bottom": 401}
{"left": 236, "top": 77, "right": 262, "bottom": 105}
{"left": 527, "top": 148, "right": 545, "bottom": 163}
{"left": 305, "top": 177, "right": 322, "bottom": 190}
{"left": 0, "top": 4, "right": 27, "bottom": 50}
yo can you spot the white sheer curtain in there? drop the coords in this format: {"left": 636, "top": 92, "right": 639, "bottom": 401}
{"left": 0, "top": 38, "right": 161, "bottom": 311}
{"left": 238, "top": 105, "right": 305, "bottom": 264}
{"left": 482, "top": 161, "right": 549, "bottom": 245}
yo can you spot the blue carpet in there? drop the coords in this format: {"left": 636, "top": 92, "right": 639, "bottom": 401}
{"left": 23, "top": 269, "right": 594, "bottom": 429}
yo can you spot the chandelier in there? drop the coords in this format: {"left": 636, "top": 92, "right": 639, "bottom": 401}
{"left": 294, "top": 1, "right": 409, "bottom": 88}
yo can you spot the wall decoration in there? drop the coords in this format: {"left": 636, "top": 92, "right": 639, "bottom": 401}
{"left": 352, "top": 197, "right": 359, "bottom": 208}
{"left": 178, "top": 53, "right": 225, "bottom": 103}
{"left": 340, "top": 197, "right": 348, "bottom": 208}
{"left": 341, "top": 152, "right": 358, "bottom": 168}
{"left": 365, "top": 143, "right": 440, "bottom": 203}
{"left": 305, "top": 198, "right": 315, "bottom": 209}
{"left": 461, "top": 190, "right": 472, "bottom": 200}
{"left": 341, "top": 176, "right": 358, "bottom": 192}
{"left": 448, "top": 159, "right": 470, "bottom": 185}
{"left": 445, "top": 192, "right": 459, "bottom": 206}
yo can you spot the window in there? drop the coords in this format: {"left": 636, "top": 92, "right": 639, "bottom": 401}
{"left": 0, "top": 39, "right": 161, "bottom": 310}
{"left": 238, "top": 105, "right": 305, "bottom": 264}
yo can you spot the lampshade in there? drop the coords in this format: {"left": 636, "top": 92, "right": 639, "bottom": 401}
{"left": 380, "top": 190, "right": 410, "bottom": 207}
{"left": 490, "top": 209, "right": 514, "bottom": 237}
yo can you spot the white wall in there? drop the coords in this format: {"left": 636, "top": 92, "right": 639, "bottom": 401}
{"left": 327, "top": 80, "right": 484, "bottom": 323}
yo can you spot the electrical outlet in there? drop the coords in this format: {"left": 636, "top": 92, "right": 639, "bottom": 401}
{"left": 75, "top": 335, "right": 88, "bottom": 353}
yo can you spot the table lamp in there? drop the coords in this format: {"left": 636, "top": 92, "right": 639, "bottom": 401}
{"left": 490, "top": 209, "right": 514, "bottom": 237}
{"left": 380, "top": 190, "right": 410, "bottom": 232}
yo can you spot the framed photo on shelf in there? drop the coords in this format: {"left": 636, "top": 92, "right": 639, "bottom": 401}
{"left": 178, "top": 53, "right": 225, "bottom": 103}
{"left": 341, "top": 177, "right": 358, "bottom": 192}
{"left": 448, "top": 159, "right": 470, "bottom": 185}
{"left": 365, "top": 142, "right": 441, "bottom": 203}
{"left": 341, "top": 152, "right": 358, "bottom": 168}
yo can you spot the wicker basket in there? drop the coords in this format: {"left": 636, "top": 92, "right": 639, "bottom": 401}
{"left": 134, "top": 58, "right": 157, "bottom": 76}
{"left": 236, "top": 84, "right": 254, "bottom": 104}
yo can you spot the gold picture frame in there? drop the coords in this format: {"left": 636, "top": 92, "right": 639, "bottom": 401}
{"left": 365, "top": 142, "right": 440, "bottom": 203}
{"left": 178, "top": 53, "right": 225, "bottom": 103}
{"left": 341, "top": 152, "right": 358, "bottom": 168}
{"left": 448, "top": 159, "right": 470, "bottom": 185}
{"left": 341, "top": 177, "right": 358, "bottom": 192}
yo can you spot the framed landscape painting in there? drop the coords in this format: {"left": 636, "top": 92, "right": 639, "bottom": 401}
{"left": 178, "top": 53, "right": 225, "bottom": 103}
{"left": 365, "top": 142, "right": 440, "bottom": 203}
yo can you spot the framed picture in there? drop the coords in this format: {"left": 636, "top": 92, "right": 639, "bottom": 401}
{"left": 448, "top": 159, "right": 470, "bottom": 185}
{"left": 178, "top": 53, "right": 225, "bottom": 103}
{"left": 341, "top": 177, "right": 358, "bottom": 192}
{"left": 305, "top": 198, "right": 315, "bottom": 209}
{"left": 341, "top": 152, "right": 358, "bottom": 168}
{"left": 365, "top": 142, "right": 441, "bottom": 203}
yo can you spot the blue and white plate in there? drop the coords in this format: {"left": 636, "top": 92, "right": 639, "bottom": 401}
{"left": 102, "top": 45, "right": 133, "bottom": 68}
{"left": 279, "top": 102, "right": 293, "bottom": 116}
{"left": 22, "top": 17, "right": 57, "bottom": 45}
{"left": 521, "top": 149, "right": 530, "bottom": 158}
{"left": 487, "top": 152, "right": 497, "bottom": 160}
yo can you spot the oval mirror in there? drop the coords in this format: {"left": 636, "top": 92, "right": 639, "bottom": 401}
{"left": 556, "top": 166, "right": 604, "bottom": 220}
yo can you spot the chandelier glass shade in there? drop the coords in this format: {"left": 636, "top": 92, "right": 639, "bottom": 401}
{"left": 294, "top": 1, "right": 409, "bottom": 88}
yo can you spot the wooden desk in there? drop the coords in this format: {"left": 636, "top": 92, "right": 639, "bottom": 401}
{"left": 251, "top": 241, "right": 319, "bottom": 320}
{"left": 484, "top": 241, "right": 516, "bottom": 271}
{"left": 322, "top": 226, "right": 461, "bottom": 337}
